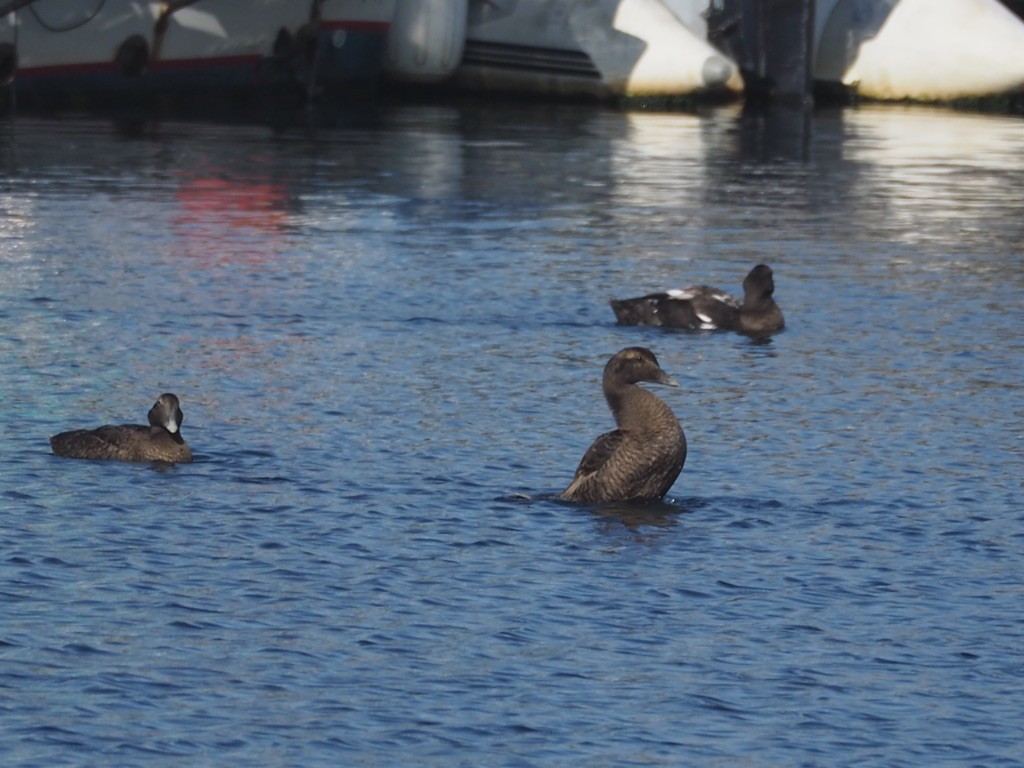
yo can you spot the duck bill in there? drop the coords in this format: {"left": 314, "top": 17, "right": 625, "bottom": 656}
{"left": 164, "top": 407, "right": 182, "bottom": 434}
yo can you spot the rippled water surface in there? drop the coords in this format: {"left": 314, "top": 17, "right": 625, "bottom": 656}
{"left": 1, "top": 103, "right": 1022, "bottom": 766}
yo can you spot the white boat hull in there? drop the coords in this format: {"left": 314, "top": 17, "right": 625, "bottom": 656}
{"left": 815, "top": 0, "right": 1024, "bottom": 101}
{"left": 453, "top": 0, "right": 742, "bottom": 99}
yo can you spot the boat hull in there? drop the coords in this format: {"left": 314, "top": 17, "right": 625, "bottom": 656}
{"left": 0, "top": 0, "right": 393, "bottom": 111}
{"left": 815, "top": 0, "right": 1024, "bottom": 101}
{"left": 454, "top": 0, "right": 742, "bottom": 99}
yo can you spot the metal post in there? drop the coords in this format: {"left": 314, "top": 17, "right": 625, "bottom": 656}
{"left": 707, "top": 0, "right": 815, "bottom": 105}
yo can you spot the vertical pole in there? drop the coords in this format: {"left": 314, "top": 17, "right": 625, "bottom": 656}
{"left": 707, "top": 0, "right": 815, "bottom": 105}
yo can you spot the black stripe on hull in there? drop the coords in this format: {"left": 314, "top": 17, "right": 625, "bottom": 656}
{"left": 461, "top": 39, "right": 601, "bottom": 79}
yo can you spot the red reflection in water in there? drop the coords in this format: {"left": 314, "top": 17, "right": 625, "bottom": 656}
{"left": 173, "top": 176, "right": 291, "bottom": 265}
{"left": 169, "top": 175, "right": 304, "bottom": 393}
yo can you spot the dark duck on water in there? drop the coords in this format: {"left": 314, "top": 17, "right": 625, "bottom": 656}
{"left": 559, "top": 347, "right": 686, "bottom": 504}
{"left": 610, "top": 264, "right": 784, "bottom": 337}
{"left": 50, "top": 393, "right": 193, "bottom": 463}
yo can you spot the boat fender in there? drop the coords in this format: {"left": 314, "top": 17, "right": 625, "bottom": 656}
{"left": 385, "top": 0, "right": 468, "bottom": 82}
{"left": 0, "top": 43, "right": 15, "bottom": 86}
{"left": 115, "top": 35, "right": 149, "bottom": 78}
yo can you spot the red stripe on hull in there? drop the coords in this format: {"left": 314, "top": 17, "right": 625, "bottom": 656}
{"left": 18, "top": 61, "right": 111, "bottom": 78}
{"left": 149, "top": 55, "right": 262, "bottom": 72}
{"left": 18, "top": 54, "right": 261, "bottom": 78}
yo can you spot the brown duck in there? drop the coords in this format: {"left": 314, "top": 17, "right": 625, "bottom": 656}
{"left": 559, "top": 348, "right": 686, "bottom": 504}
{"left": 50, "top": 393, "right": 193, "bottom": 463}
{"left": 610, "top": 264, "right": 784, "bottom": 337}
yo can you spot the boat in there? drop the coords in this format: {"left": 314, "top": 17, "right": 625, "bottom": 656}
{"left": 6, "top": 0, "right": 1019, "bottom": 113}
{"left": 383, "top": 0, "right": 743, "bottom": 100}
{"left": 385, "top": 0, "right": 1024, "bottom": 105}
{"left": 0, "top": 0, "right": 395, "bottom": 111}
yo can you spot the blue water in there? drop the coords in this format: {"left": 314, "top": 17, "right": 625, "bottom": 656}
{"left": 1, "top": 103, "right": 1022, "bottom": 766}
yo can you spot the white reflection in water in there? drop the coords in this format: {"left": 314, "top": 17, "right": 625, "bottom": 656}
{"left": 841, "top": 105, "right": 1024, "bottom": 246}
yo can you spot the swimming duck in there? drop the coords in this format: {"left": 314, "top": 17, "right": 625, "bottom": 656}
{"left": 559, "top": 347, "right": 686, "bottom": 504}
{"left": 50, "top": 393, "right": 193, "bottom": 463}
{"left": 610, "top": 264, "right": 784, "bottom": 336}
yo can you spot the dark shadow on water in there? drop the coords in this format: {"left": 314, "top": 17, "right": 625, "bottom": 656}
{"left": 587, "top": 498, "right": 687, "bottom": 531}
{"left": 507, "top": 491, "right": 707, "bottom": 532}
{"left": 614, "top": 324, "right": 783, "bottom": 347}
{"left": 47, "top": 452, "right": 188, "bottom": 474}
{"left": 734, "top": 102, "right": 813, "bottom": 164}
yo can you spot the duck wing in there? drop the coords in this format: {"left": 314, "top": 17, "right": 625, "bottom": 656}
{"left": 611, "top": 286, "right": 741, "bottom": 329}
{"left": 560, "top": 429, "right": 625, "bottom": 500}
{"left": 668, "top": 285, "right": 740, "bottom": 329}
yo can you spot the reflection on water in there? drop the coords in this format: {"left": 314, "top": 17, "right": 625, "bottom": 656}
{"left": 173, "top": 177, "right": 292, "bottom": 262}
{"left": 841, "top": 106, "right": 1024, "bottom": 247}
{"left": 1, "top": 103, "right": 1022, "bottom": 767}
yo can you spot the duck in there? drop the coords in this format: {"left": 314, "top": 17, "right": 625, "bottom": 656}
{"left": 559, "top": 347, "right": 686, "bottom": 504}
{"left": 50, "top": 393, "right": 193, "bottom": 463}
{"left": 610, "top": 264, "right": 784, "bottom": 336}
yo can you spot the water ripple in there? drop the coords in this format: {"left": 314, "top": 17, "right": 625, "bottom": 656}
{"left": 0, "top": 106, "right": 1022, "bottom": 768}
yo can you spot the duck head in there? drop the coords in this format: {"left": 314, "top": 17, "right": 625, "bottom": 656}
{"left": 148, "top": 393, "right": 184, "bottom": 435}
{"left": 604, "top": 347, "right": 679, "bottom": 388}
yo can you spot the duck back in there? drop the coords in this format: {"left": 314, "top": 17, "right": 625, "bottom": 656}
{"left": 610, "top": 287, "right": 739, "bottom": 330}
{"left": 609, "top": 294, "right": 675, "bottom": 327}
{"left": 50, "top": 425, "right": 193, "bottom": 463}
